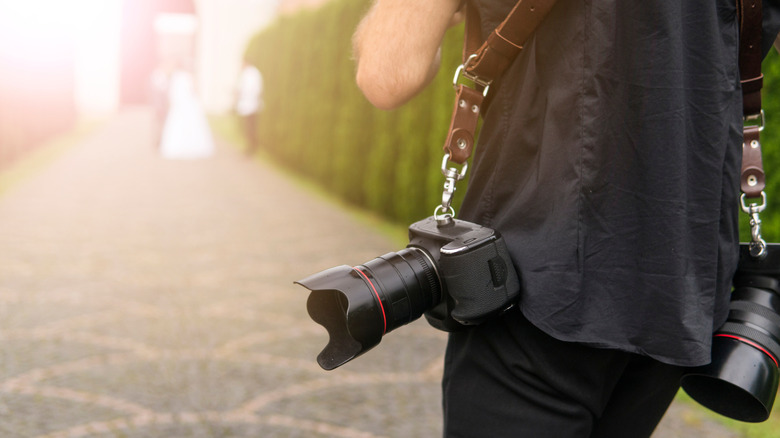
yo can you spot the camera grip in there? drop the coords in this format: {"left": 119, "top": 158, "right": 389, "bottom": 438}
{"left": 439, "top": 237, "right": 521, "bottom": 325}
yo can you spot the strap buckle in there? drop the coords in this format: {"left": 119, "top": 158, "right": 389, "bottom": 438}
{"left": 453, "top": 54, "right": 491, "bottom": 97}
{"left": 743, "top": 109, "right": 766, "bottom": 132}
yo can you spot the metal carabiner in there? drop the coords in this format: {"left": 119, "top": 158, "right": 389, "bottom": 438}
{"left": 741, "top": 192, "right": 768, "bottom": 258}
{"left": 440, "top": 153, "right": 468, "bottom": 213}
{"left": 740, "top": 191, "right": 767, "bottom": 215}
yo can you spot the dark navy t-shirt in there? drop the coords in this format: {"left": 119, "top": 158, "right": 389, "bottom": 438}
{"left": 460, "top": 0, "right": 780, "bottom": 366}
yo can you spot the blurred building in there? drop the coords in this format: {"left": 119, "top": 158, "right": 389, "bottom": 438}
{"left": 120, "top": 0, "right": 197, "bottom": 105}
{"left": 95, "top": 0, "right": 341, "bottom": 117}
{"left": 0, "top": 3, "right": 77, "bottom": 167}
{"left": 0, "top": 0, "right": 329, "bottom": 146}
{"left": 118, "top": 0, "right": 280, "bottom": 114}
{"left": 0, "top": 0, "right": 296, "bottom": 167}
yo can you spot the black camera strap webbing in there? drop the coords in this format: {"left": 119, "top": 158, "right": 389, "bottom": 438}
{"left": 444, "top": 0, "right": 558, "bottom": 165}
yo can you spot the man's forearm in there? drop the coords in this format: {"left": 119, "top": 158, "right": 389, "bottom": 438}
{"left": 353, "top": 0, "right": 463, "bottom": 110}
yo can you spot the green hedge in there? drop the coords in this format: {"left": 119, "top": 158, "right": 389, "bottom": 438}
{"left": 758, "top": 50, "right": 780, "bottom": 242}
{"left": 246, "top": 1, "right": 780, "bottom": 242}
{"left": 246, "top": 0, "right": 466, "bottom": 225}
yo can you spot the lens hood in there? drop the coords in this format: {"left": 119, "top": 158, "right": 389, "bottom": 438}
{"left": 297, "top": 265, "right": 386, "bottom": 370}
{"left": 681, "top": 333, "right": 779, "bottom": 422}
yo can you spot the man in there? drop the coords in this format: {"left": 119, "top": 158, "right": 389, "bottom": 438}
{"left": 150, "top": 64, "right": 170, "bottom": 149}
{"left": 235, "top": 60, "right": 264, "bottom": 156}
{"left": 353, "top": 1, "right": 780, "bottom": 437}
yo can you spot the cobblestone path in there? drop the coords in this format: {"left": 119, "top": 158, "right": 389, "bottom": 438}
{"left": 0, "top": 108, "right": 741, "bottom": 437}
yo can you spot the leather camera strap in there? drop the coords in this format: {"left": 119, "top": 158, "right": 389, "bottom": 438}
{"left": 463, "top": 0, "right": 557, "bottom": 83}
{"left": 739, "top": 0, "right": 766, "bottom": 199}
{"left": 444, "top": 0, "right": 557, "bottom": 164}
{"left": 445, "top": 0, "right": 769, "bottom": 193}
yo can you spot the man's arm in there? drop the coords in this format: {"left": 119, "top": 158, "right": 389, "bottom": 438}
{"left": 353, "top": 0, "right": 463, "bottom": 110}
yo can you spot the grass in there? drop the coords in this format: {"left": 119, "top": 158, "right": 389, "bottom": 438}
{"left": 0, "top": 120, "right": 102, "bottom": 199}
{"left": 673, "top": 390, "right": 780, "bottom": 437}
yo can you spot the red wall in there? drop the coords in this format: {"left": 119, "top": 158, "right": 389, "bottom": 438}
{"left": 0, "top": 14, "right": 76, "bottom": 168}
{"left": 120, "top": 0, "right": 197, "bottom": 105}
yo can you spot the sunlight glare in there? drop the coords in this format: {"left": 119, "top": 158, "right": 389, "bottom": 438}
{"left": 0, "top": 0, "right": 123, "bottom": 117}
{"left": 0, "top": 0, "right": 104, "bottom": 46}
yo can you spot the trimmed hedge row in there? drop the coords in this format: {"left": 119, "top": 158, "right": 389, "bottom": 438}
{"left": 247, "top": 0, "right": 780, "bottom": 243}
{"left": 245, "top": 0, "right": 466, "bottom": 225}
{"left": 758, "top": 50, "right": 780, "bottom": 242}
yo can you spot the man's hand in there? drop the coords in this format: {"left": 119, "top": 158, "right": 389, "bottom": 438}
{"left": 353, "top": 0, "right": 464, "bottom": 110}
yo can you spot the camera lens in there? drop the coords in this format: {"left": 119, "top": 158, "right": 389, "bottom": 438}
{"left": 296, "top": 247, "right": 441, "bottom": 370}
{"left": 681, "top": 274, "right": 780, "bottom": 422}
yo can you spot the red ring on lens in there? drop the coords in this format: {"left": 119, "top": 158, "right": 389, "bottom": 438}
{"left": 714, "top": 334, "right": 779, "bottom": 368}
{"left": 353, "top": 267, "right": 387, "bottom": 334}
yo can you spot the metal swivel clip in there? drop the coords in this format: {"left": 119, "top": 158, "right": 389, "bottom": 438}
{"left": 741, "top": 192, "right": 768, "bottom": 258}
{"left": 435, "top": 154, "right": 468, "bottom": 223}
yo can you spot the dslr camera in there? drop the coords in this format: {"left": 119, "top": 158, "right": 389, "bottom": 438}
{"left": 296, "top": 216, "right": 520, "bottom": 370}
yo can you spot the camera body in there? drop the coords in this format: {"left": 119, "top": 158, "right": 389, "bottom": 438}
{"left": 296, "top": 216, "right": 520, "bottom": 370}
{"left": 409, "top": 216, "right": 520, "bottom": 331}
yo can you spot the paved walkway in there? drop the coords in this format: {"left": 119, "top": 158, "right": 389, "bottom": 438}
{"left": 0, "top": 108, "right": 741, "bottom": 437}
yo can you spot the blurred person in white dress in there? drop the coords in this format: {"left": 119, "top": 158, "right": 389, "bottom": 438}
{"left": 159, "top": 66, "right": 214, "bottom": 160}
